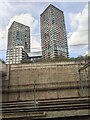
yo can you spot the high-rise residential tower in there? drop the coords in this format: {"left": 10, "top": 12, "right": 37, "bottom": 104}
{"left": 6, "top": 21, "right": 30, "bottom": 64}
{"left": 40, "top": 4, "right": 68, "bottom": 59}
{"left": 7, "top": 21, "right": 30, "bottom": 53}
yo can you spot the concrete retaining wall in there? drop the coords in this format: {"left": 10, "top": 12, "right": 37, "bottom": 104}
{"left": 2, "top": 62, "right": 89, "bottom": 102}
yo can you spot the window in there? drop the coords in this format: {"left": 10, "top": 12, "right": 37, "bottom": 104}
{"left": 16, "top": 30, "right": 19, "bottom": 39}
{"left": 52, "top": 20, "right": 55, "bottom": 24}
{"left": 25, "top": 42, "right": 27, "bottom": 48}
{"left": 43, "top": 14, "right": 46, "bottom": 22}
{"left": 45, "top": 33, "right": 47, "bottom": 39}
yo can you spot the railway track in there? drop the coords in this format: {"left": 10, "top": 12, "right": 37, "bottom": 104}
{"left": 1, "top": 97, "right": 90, "bottom": 119}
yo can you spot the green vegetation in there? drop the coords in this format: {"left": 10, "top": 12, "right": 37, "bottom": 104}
{"left": 0, "top": 59, "right": 5, "bottom": 64}
{"left": 21, "top": 55, "right": 90, "bottom": 64}
{"left": 21, "top": 59, "right": 33, "bottom": 64}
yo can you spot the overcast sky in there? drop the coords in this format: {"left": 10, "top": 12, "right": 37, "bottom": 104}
{"left": 0, "top": 0, "right": 89, "bottom": 60}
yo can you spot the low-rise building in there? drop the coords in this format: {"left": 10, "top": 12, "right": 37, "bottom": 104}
{"left": 6, "top": 46, "right": 29, "bottom": 64}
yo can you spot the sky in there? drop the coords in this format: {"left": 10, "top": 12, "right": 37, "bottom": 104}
{"left": 0, "top": 0, "right": 89, "bottom": 61}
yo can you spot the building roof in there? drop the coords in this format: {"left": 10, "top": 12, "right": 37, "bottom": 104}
{"left": 40, "top": 4, "right": 63, "bottom": 16}
{"left": 28, "top": 52, "right": 42, "bottom": 58}
{"left": 7, "top": 46, "right": 24, "bottom": 50}
{"left": 8, "top": 21, "right": 30, "bottom": 30}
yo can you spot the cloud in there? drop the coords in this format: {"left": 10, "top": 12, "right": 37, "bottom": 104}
{"left": 0, "top": 0, "right": 15, "bottom": 25}
{"left": 0, "top": 27, "right": 7, "bottom": 61}
{"left": 31, "top": 36, "right": 41, "bottom": 52}
{"left": 0, "top": 28, "right": 7, "bottom": 50}
{"left": 67, "top": 4, "right": 88, "bottom": 57}
{"left": 7, "top": 14, "right": 38, "bottom": 33}
{"left": 68, "top": 4, "right": 88, "bottom": 45}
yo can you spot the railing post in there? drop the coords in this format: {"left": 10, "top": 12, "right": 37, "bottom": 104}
{"left": 34, "top": 79, "right": 36, "bottom": 108}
